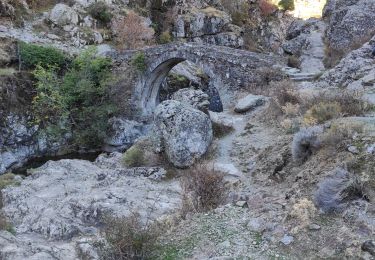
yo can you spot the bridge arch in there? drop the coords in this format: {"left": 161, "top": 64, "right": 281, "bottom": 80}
{"left": 125, "top": 43, "right": 276, "bottom": 118}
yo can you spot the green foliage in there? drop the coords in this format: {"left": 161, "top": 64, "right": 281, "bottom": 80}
{"left": 19, "top": 42, "right": 67, "bottom": 69}
{"left": 159, "top": 31, "right": 172, "bottom": 44}
{"left": 131, "top": 52, "right": 147, "bottom": 72}
{"left": 32, "top": 65, "right": 68, "bottom": 128}
{"left": 278, "top": 0, "right": 295, "bottom": 11}
{"left": 88, "top": 2, "right": 113, "bottom": 26}
{"left": 122, "top": 146, "right": 145, "bottom": 167}
{"left": 32, "top": 47, "right": 116, "bottom": 148}
{"left": 132, "top": 52, "right": 147, "bottom": 72}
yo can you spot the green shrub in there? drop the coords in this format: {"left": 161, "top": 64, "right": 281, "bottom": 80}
{"left": 122, "top": 146, "right": 145, "bottom": 167}
{"left": 278, "top": 0, "right": 295, "bottom": 11}
{"left": 32, "top": 65, "right": 68, "bottom": 128}
{"left": 19, "top": 42, "right": 67, "bottom": 69}
{"left": 32, "top": 47, "right": 117, "bottom": 148}
{"left": 159, "top": 31, "right": 172, "bottom": 44}
{"left": 88, "top": 2, "right": 113, "bottom": 26}
{"left": 131, "top": 52, "right": 147, "bottom": 72}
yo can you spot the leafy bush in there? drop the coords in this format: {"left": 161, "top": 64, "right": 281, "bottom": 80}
{"left": 32, "top": 65, "right": 68, "bottom": 128}
{"left": 19, "top": 42, "right": 67, "bottom": 69}
{"left": 159, "top": 31, "right": 172, "bottom": 44}
{"left": 181, "top": 165, "right": 227, "bottom": 215}
{"left": 314, "top": 168, "right": 366, "bottom": 213}
{"left": 303, "top": 102, "right": 342, "bottom": 125}
{"left": 131, "top": 52, "right": 147, "bottom": 72}
{"left": 122, "top": 146, "right": 145, "bottom": 167}
{"left": 32, "top": 47, "right": 116, "bottom": 148}
{"left": 99, "top": 213, "right": 160, "bottom": 260}
{"left": 88, "top": 2, "right": 113, "bottom": 26}
{"left": 292, "top": 126, "right": 323, "bottom": 163}
{"left": 278, "top": 0, "right": 295, "bottom": 11}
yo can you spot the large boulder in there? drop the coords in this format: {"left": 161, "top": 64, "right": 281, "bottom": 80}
{"left": 49, "top": 4, "right": 79, "bottom": 27}
{"left": 171, "top": 88, "right": 210, "bottom": 112}
{"left": 152, "top": 100, "right": 213, "bottom": 168}
{"left": 324, "top": 0, "right": 375, "bottom": 52}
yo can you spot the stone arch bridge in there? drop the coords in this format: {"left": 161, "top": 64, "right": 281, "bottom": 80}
{"left": 113, "top": 43, "right": 278, "bottom": 117}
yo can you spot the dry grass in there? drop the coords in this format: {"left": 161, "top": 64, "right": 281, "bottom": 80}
{"left": 111, "top": 11, "right": 154, "bottom": 50}
{"left": 181, "top": 164, "right": 227, "bottom": 216}
{"left": 321, "top": 121, "right": 364, "bottom": 151}
{"left": 259, "top": 0, "right": 277, "bottom": 16}
{"left": 98, "top": 212, "right": 160, "bottom": 260}
{"left": 323, "top": 32, "right": 375, "bottom": 68}
{"left": 303, "top": 102, "right": 342, "bottom": 126}
{"left": 287, "top": 55, "right": 301, "bottom": 69}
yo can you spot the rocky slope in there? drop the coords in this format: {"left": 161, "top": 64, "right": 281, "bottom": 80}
{"left": 0, "top": 0, "right": 375, "bottom": 259}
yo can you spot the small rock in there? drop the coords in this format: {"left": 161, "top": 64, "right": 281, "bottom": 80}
{"left": 347, "top": 146, "right": 359, "bottom": 154}
{"left": 234, "top": 94, "right": 266, "bottom": 113}
{"left": 362, "top": 240, "right": 375, "bottom": 256}
{"left": 308, "top": 224, "right": 321, "bottom": 231}
{"left": 247, "top": 218, "right": 265, "bottom": 232}
{"left": 280, "top": 234, "right": 294, "bottom": 245}
{"left": 235, "top": 200, "right": 247, "bottom": 208}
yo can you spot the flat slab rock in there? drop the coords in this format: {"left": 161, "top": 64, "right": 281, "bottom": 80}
{"left": 0, "top": 154, "right": 181, "bottom": 259}
{"left": 234, "top": 94, "right": 266, "bottom": 113}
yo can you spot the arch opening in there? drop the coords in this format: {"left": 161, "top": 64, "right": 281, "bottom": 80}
{"left": 141, "top": 58, "right": 223, "bottom": 116}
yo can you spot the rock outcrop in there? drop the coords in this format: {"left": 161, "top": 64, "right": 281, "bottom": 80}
{"left": 173, "top": 6, "right": 244, "bottom": 48}
{"left": 318, "top": 35, "right": 375, "bottom": 104}
{"left": 152, "top": 100, "right": 213, "bottom": 168}
{"left": 1, "top": 154, "right": 181, "bottom": 259}
{"left": 49, "top": 4, "right": 79, "bottom": 27}
{"left": 323, "top": 0, "right": 375, "bottom": 52}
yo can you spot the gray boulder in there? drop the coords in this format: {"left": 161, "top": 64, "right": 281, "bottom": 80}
{"left": 152, "top": 100, "right": 213, "bottom": 168}
{"left": 234, "top": 94, "right": 266, "bottom": 113}
{"left": 171, "top": 88, "right": 210, "bottom": 112}
{"left": 49, "top": 4, "right": 79, "bottom": 26}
